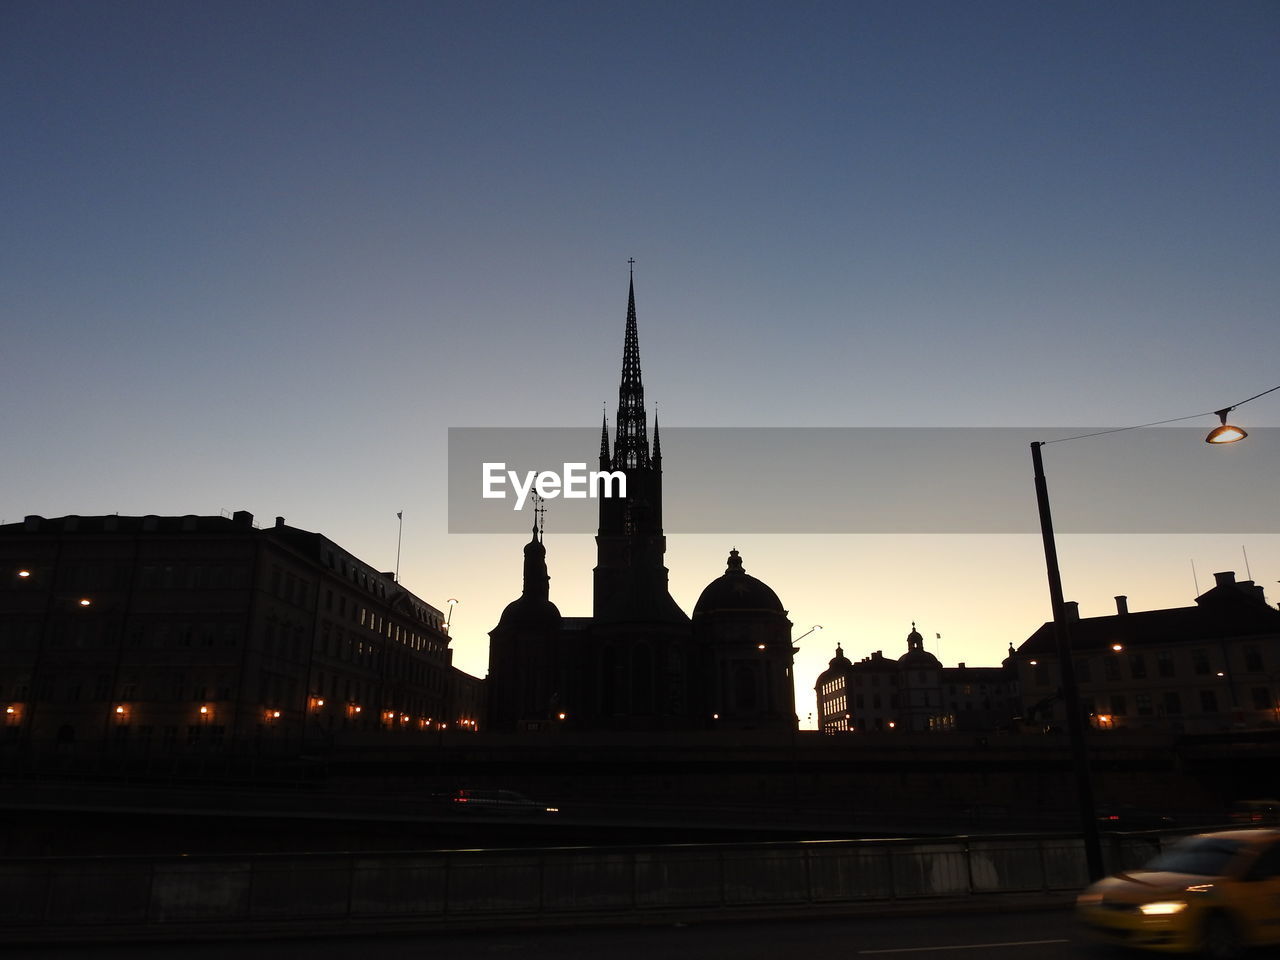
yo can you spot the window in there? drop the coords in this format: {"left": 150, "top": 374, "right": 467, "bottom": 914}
{"left": 1200, "top": 690, "right": 1219, "bottom": 713}
{"left": 1244, "top": 646, "right": 1264, "bottom": 673}
{"left": 1192, "top": 649, "right": 1210, "bottom": 675}
{"left": 1163, "top": 691, "right": 1182, "bottom": 715}
{"left": 1136, "top": 693, "right": 1153, "bottom": 716}
{"left": 1129, "top": 654, "right": 1146, "bottom": 680}
{"left": 1157, "top": 652, "right": 1175, "bottom": 678}
{"left": 1110, "top": 694, "right": 1127, "bottom": 716}
{"left": 1104, "top": 657, "right": 1121, "bottom": 681}
{"left": 1074, "top": 658, "right": 1091, "bottom": 683}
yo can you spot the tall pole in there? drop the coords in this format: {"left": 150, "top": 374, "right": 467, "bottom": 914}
{"left": 1031, "top": 441, "right": 1104, "bottom": 881}
{"left": 394, "top": 511, "right": 404, "bottom": 583}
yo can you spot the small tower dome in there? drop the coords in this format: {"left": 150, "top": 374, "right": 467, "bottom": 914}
{"left": 693, "top": 549, "right": 785, "bottom": 615}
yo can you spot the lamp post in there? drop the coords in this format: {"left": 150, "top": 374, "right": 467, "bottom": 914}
{"left": 1027, "top": 383, "right": 1273, "bottom": 882}
{"left": 1031, "top": 440, "right": 1104, "bottom": 881}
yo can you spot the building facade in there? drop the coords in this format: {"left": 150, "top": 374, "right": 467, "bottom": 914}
{"left": 0, "top": 511, "right": 476, "bottom": 756}
{"left": 1014, "top": 571, "right": 1280, "bottom": 734}
{"left": 486, "top": 274, "right": 798, "bottom": 733}
{"left": 815, "top": 626, "right": 1017, "bottom": 734}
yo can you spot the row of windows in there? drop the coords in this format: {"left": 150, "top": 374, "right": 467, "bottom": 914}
{"left": 322, "top": 549, "right": 446, "bottom": 632}
{"left": 138, "top": 564, "right": 252, "bottom": 591}
{"left": 3, "top": 673, "right": 236, "bottom": 704}
{"left": 4, "top": 562, "right": 255, "bottom": 592}
{"left": 268, "top": 565, "right": 313, "bottom": 609}
{"left": 5, "top": 562, "right": 250, "bottom": 592}
{"left": 1089, "top": 687, "right": 1275, "bottom": 717}
{"left": 836, "top": 717, "right": 894, "bottom": 732}
{"left": 0, "top": 619, "right": 249, "bottom": 652}
{"left": 1033, "top": 646, "right": 1269, "bottom": 686}
{"left": 319, "top": 588, "right": 446, "bottom": 655}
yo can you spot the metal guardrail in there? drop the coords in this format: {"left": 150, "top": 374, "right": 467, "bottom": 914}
{"left": 0, "top": 830, "right": 1176, "bottom": 935}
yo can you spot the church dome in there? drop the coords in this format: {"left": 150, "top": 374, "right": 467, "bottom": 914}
{"left": 693, "top": 549, "right": 785, "bottom": 615}
{"left": 899, "top": 622, "right": 941, "bottom": 668}
{"left": 495, "top": 593, "right": 561, "bottom": 630}
{"left": 493, "top": 528, "right": 561, "bottom": 630}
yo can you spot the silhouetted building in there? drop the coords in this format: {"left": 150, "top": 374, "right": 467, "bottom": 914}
{"left": 487, "top": 274, "right": 797, "bottom": 732}
{"left": 0, "top": 511, "right": 477, "bottom": 755}
{"left": 815, "top": 624, "right": 1016, "bottom": 733}
{"left": 1014, "top": 571, "right": 1280, "bottom": 733}
{"left": 896, "top": 623, "right": 943, "bottom": 732}
{"left": 940, "top": 661, "right": 1019, "bottom": 732}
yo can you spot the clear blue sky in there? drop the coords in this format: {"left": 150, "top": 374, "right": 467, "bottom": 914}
{"left": 3, "top": 1, "right": 1277, "bottom": 716}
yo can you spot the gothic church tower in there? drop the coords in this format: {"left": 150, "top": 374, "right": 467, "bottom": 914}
{"left": 593, "top": 268, "right": 686, "bottom": 626}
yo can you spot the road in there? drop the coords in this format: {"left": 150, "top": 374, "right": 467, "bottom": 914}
{"left": 21, "top": 909, "right": 1106, "bottom": 960}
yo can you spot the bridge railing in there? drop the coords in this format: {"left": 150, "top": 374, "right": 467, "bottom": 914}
{"left": 0, "top": 831, "right": 1170, "bottom": 935}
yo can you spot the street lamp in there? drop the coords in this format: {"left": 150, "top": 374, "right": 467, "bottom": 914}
{"left": 1205, "top": 409, "right": 1247, "bottom": 444}
{"left": 1029, "top": 384, "right": 1274, "bottom": 882}
{"left": 445, "top": 598, "right": 459, "bottom": 631}
{"left": 794, "top": 625, "right": 823, "bottom": 647}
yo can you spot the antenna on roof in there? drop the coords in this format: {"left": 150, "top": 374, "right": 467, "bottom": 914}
{"left": 1191, "top": 559, "right": 1200, "bottom": 595}
{"left": 1243, "top": 545, "right": 1252, "bottom": 581}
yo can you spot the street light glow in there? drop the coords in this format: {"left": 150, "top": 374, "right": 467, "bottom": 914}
{"left": 1206, "top": 408, "right": 1247, "bottom": 444}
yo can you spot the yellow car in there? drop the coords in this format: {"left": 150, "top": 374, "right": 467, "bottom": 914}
{"left": 1077, "top": 828, "right": 1280, "bottom": 958}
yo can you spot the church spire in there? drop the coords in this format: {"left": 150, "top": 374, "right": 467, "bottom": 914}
{"left": 599, "top": 410, "right": 611, "bottom": 468}
{"left": 613, "top": 260, "right": 650, "bottom": 469}
{"left": 652, "top": 412, "right": 661, "bottom": 464}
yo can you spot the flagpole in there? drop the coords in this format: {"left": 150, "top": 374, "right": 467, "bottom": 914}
{"left": 395, "top": 511, "right": 404, "bottom": 583}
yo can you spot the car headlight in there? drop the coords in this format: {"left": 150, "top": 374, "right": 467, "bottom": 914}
{"left": 1138, "top": 901, "right": 1188, "bottom": 916}
{"left": 1077, "top": 892, "right": 1103, "bottom": 906}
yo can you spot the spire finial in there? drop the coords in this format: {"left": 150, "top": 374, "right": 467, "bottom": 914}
{"left": 530, "top": 492, "right": 545, "bottom": 541}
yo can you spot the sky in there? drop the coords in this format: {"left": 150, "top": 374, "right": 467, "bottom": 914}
{"left": 3, "top": 1, "right": 1277, "bottom": 725}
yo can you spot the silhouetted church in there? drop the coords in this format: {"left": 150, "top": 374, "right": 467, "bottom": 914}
{"left": 487, "top": 274, "right": 796, "bottom": 732}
